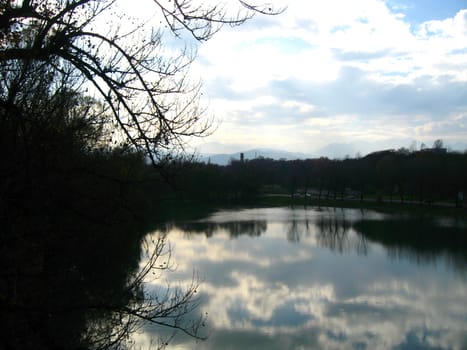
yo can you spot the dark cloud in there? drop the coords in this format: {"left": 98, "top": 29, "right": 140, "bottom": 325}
{"left": 393, "top": 329, "right": 447, "bottom": 350}
{"left": 196, "top": 328, "right": 322, "bottom": 350}
{"left": 267, "top": 67, "right": 467, "bottom": 121}
{"left": 226, "top": 301, "right": 313, "bottom": 328}
{"left": 204, "top": 61, "right": 467, "bottom": 134}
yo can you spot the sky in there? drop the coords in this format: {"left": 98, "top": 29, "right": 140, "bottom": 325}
{"left": 186, "top": 0, "right": 467, "bottom": 157}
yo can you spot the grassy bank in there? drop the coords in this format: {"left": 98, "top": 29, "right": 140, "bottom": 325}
{"left": 256, "top": 195, "right": 467, "bottom": 218}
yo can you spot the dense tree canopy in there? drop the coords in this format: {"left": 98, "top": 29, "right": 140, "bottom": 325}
{"left": 176, "top": 148, "right": 467, "bottom": 207}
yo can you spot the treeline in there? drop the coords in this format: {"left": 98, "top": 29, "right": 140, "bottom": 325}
{"left": 175, "top": 148, "right": 467, "bottom": 206}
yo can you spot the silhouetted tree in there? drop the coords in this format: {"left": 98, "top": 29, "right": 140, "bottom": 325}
{"left": 0, "top": 63, "right": 210, "bottom": 348}
{"left": 1, "top": 4, "right": 287, "bottom": 345}
{"left": 0, "top": 0, "right": 282, "bottom": 164}
{"left": 155, "top": 147, "right": 467, "bottom": 209}
{"left": 433, "top": 139, "right": 444, "bottom": 149}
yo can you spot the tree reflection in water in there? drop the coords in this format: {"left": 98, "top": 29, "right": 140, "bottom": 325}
{"left": 142, "top": 207, "right": 467, "bottom": 350}
{"left": 163, "top": 207, "right": 467, "bottom": 268}
{"left": 295, "top": 209, "right": 467, "bottom": 267}
{"left": 353, "top": 218, "right": 467, "bottom": 269}
{"left": 315, "top": 216, "right": 370, "bottom": 256}
{"left": 267, "top": 207, "right": 467, "bottom": 267}
{"left": 1, "top": 215, "right": 206, "bottom": 349}
{"left": 161, "top": 220, "right": 268, "bottom": 239}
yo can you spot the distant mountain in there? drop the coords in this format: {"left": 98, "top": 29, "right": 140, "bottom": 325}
{"left": 198, "top": 141, "right": 467, "bottom": 165}
{"left": 199, "top": 148, "right": 312, "bottom": 165}
{"left": 314, "top": 143, "right": 359, "bottom": 159}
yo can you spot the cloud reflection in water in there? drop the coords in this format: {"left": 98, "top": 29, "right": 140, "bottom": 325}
{"left": 140, "top": 207, "right": 467, "bottom": 350}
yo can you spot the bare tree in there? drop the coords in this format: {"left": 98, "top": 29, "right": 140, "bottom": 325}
{"left": 0, "top": 63, "right": 208, "bottom": 347}
{"left": 82, "top": 234, "right": 207, "bottom": 350}
{"left": 0, "top": 0, "right": 282, "bottom": 165}
{"left": 1, "top": 2, "right": 283, "bottom": 347}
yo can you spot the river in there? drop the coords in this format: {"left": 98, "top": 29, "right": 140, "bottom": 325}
{"left": 135, "top": 206, "right": 467, "bottom": 350}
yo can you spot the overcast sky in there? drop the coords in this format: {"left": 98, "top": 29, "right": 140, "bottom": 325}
{"left": 187, "top": 0, "right": 467, "bottom": 156}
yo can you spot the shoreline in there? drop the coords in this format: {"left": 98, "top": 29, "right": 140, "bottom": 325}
{"left": 255, "top": 194, "right": 467, "bottom": 218}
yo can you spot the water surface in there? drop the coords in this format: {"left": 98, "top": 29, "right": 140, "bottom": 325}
{"left": 138, "top": 207, "right": 467, "bottom": 350}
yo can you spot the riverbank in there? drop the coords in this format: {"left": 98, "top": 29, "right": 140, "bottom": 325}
{"left": 256, "top": 194, "right": 467, "bottom": 218}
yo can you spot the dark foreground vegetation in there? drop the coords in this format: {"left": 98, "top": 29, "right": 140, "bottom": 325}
{"left": 0, "top": 0, "right": 282, "bottom": 348}
{"left": 0, "top": 63, "right": 203, "bottom": 348}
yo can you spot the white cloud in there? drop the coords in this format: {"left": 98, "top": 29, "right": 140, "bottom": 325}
{"left": 101, "top": 1, "right": 467, "bottom": 155}
{"left": 419, "top": 9, "right": 467, "bottom": 39}
{"left": 283, "top": 100, "right": 316, "bottom": 113}
{"left": 189, "top": 1, "right": 467, "bottom": 154}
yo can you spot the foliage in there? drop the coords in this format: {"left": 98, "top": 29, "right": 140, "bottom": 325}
{"left": 0, "top": 60, "right": 203, "bottom": 348}
{"left": 0, "top": 1, "right": 282, "bottom": 348}
{"left": 0, "top": 0, "right": 281, "bottom": 163}
{"left": 175, "top": 149, "right": 467, "bottom": 208}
